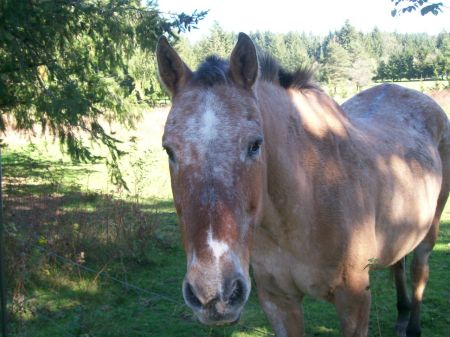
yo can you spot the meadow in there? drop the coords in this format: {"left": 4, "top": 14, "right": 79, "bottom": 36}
{"left": 2, "top": 83, "right": 450, "bottom": 336}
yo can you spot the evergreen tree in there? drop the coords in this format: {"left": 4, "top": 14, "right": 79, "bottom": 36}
{"left": 323, "top": 40, "right": 352, "bottom": 94}
{"left": 337, "top": 22, "right": 377, "bottom": 90}
{"left": 194, "top": 22, "right": 234, "bottom": 63}
{"left": 376, "top": 60, "right": 392, "bottom": 81}
{"left": 436, "top": 31, "right": 450, "bottom": 80}
{"left": 0, "top": 0, "right": 206, "bottom": 185}
{"left": 368, "top": 27, "right": 384, "bottom": 59}
{"left": 283, "top": 32, "right": 309, "bottom": 71}
{"left": 176, "top": 37, "right": 198, "bottom": 69}
{"left": 336, "top": 20, "right": 359, "bottom": 53}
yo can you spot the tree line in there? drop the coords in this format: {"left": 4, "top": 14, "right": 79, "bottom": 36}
{"left": 174, "top": 21, "right": 449, "bottom": 95}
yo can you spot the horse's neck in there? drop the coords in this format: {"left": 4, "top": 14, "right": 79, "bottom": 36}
{"left": 258, "top": 83, "right": 352, "bottom": 167}
{"left": 288, "top": 88, "right": 350, "bottom": 140}
{"left": 258, "top": 84, "right": 354, "bottom": 231}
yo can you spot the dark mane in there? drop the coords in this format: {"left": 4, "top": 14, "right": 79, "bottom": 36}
{"left": 191, "top": 52, "right": 319, "bottom": 90}
{"left": 258, "top": 53, "right": 319, "bottom": 90}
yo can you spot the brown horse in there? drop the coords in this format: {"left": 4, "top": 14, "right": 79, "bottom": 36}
{"left": 156, "top": 33, "right": 449, "bottom": 337}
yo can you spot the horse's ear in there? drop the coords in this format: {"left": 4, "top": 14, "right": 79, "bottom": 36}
{"left": 229, "top": 33, "right": 258, "bottom": 89}
{"left": 156, "top": 36, "right": 192, "bottom": 97}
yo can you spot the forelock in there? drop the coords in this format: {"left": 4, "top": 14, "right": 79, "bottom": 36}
{"left": 191, "top": 56, "right": 230, "bottom": 87}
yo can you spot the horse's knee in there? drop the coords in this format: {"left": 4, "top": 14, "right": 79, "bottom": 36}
{"left": 257, "top": 287, "right": 304, "bottom": 337}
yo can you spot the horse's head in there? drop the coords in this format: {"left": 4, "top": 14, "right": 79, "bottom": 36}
{"left": 157, "top": 34, "right": 265, "bottom": 325}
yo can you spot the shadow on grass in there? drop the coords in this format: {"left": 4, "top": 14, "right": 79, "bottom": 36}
{"left": 10, "top": 265, "right": 273, "bottom": 337}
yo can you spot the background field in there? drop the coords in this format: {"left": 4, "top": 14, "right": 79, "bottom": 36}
{"left": 2, "top": 84, "right": 450, "bottom": 336}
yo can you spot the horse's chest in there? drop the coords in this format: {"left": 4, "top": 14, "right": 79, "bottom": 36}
{"left": 251, "top": 228, "right": 340, "bottom": 300}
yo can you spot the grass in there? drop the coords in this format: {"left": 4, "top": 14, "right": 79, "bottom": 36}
{"left": 326, "top": 79, "right": 449, "bottom": 103}
{"left": 2, "top": 85, "right": 450, "bottom": 336}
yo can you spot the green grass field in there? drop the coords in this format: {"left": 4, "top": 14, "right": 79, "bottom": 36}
{"left": 328, "top": 79, "right": 449, "bottom": 103}
{"left": 3, "top": 86, "right": 450, "bottom": 336}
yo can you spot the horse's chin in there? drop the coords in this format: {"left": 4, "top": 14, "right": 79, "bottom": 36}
{"left": 196, "top": 313, "right": 241, "bottom": 326}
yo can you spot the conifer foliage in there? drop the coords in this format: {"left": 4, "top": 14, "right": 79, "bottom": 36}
{"left": 0, "top": 0, "right": 206, "bottom": 185}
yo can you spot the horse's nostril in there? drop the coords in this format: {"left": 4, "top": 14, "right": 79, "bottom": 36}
{"left": 183, "top": 281, "right": 202, "bottom": 309}
{"left": 227, "top": 277, "right": 246, "bottom": 306}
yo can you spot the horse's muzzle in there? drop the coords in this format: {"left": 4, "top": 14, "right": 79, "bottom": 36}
{"left": 182, "top": 274, "right": 249, "bottom": 325}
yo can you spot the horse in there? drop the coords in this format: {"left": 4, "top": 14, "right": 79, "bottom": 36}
{"left": 156, "top": 33, "right": 449, "bottom": 337}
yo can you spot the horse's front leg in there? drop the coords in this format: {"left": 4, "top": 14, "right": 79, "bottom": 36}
{"left": 333, "top": 271, "right": 371, "bottom": 337}
{"left": 256, "top": 285, "right": 304, "bottom": 337}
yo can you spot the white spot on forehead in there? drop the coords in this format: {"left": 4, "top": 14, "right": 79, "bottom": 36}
{"left": 199, "top": 93, "right": 219, "bottom": 142}
{"left": 207, "top": 227, "right": 229, "bottom": 260}
{"left": 182, "top": 91, "right": 224, "bottom": 163}
{"left": 190, "top": 92, "right": 221, "bottom": 144}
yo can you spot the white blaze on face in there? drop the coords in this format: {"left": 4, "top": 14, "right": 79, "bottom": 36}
{"left": 180, "top": 90, "right": 236, "bottom": 190}
{"left": 199, "top": 97, "right": 219, "bottom": 143}
{"left": 207, "top": 227, "right": 229, "bottom": 260}
{"left": 185, "top": 91, "right": 221, "bottom": 155}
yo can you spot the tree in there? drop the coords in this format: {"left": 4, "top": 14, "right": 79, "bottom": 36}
{"left": 303, "top": 33, "right": 323, "bottom": 63}
{"left": 336, "top": 20, "right": 359, "bottom": 53}
{"left": 347, "top": 41, "right": 377, "bottom": 90}
{"left": 176, "top": 36, "right": 198, "bottom": 69}
{"left": 323, "top": 40, "right": 352, "bottom": 94}
{"left": 391, "top": 0, "right": 446, "bottom": 16}
{"left": 0, "top": 0, "right": 206, "bottom": 185}
{"left": 348, "top": 57, "right": 377, "bottom": 90}
{"left": 194, "top": 22, "right": 234, "bottom": 62}
{"left": 387, "top": 51, "right": 416, "bottom": 80}
{"left": 376, "top": 60, "right": 393, "bottom": 81}
{"left": 436, "top": 31, "right": 450, "bottom": 80}
{"left": 367, "top": 27, "right": 384, "bottom": 59}
{"left": 283, "top": 32, "right": 309, "bottom": 71}
{"left": 334, "top": 21, "right": 377, "bottom": 89}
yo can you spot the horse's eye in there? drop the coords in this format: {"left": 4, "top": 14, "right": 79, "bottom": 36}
{"left": 163, "top": 146, "right": 176, "bottom": 162}
{"left": 248, "top": 138, "right": 263, "bottom": 158}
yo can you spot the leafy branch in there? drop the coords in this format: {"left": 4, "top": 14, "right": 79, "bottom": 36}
{"left": 391, "top": 0, "right": 445, "bottom": 16}
{"left": 0, "top": 0, "right": 208, "bottom": 189}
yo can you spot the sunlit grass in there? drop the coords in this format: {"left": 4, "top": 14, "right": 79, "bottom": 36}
{"left": 433, "top": 242, "right": 450, "bottom": 252}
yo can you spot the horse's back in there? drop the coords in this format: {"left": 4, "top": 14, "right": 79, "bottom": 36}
{"left": 343, "top": 83, "right": 450, "bottom": 194}
{"left": 342, "top": 83, "right": 448, "bottom": 145}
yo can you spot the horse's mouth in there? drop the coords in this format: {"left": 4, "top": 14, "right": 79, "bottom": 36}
{"left": 197, "top": 313, "right": 241, "bottom": 326}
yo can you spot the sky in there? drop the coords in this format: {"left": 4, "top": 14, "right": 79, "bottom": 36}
{"left": 158, "top": 0, "right": 450, "bottom": 41}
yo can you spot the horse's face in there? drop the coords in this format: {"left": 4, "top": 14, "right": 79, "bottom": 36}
{"left": 157, "top": 34, "right": 264, "bottom": 325}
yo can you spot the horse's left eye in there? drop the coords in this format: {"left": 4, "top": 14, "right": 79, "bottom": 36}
{"left": 163, "top": 146, "right": 176, "bottom": 163}
{"left": 248, "top": 138, "right": 263, "bottom": 158}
